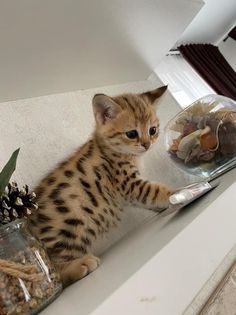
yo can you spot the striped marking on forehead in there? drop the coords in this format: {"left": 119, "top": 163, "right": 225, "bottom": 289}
{"left": 114, "top": 94, "right": 153, "bottom": 123}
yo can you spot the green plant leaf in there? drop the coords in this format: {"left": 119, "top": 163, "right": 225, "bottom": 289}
{"left": 0, "top": 148, "right": 20, "bottom": 196}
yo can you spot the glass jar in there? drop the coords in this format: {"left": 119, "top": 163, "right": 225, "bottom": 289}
{"left": 0, "top": 220, "right": 62, "bottom": 315}
{"left": 164, "top": 94, "right": 236, "bottom": 179}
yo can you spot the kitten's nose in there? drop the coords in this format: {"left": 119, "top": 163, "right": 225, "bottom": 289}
{"left": 141, "top": 142, "right": 150, "bottom": 150}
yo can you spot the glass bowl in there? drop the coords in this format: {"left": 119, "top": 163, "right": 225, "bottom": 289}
{"left": 164, "top": 94, "right": 236, "bottom": 180}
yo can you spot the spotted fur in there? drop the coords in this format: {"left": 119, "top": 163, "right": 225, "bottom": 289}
{"left": 28, "top": 86, "right": 175, "bottom": 287}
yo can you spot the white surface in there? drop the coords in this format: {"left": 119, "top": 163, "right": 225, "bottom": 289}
{"left": 89, "top": 182, "right": 236, "bottom": 315}
{"left": 175, "top": 0, "right": 236, "bottom": 46}
{"left": 0, "top": 78, "right": 197, "bottom": 256}
{"left": 0, "top": 0, "right": 203, "bottom": 102}
{"left": 219, "top": 37, "right": 236, "bottom": 71}
{"left": 1, "top": 77, "right": 235, "bottom": 315}
{"left": 0, "top": 78, "right": 187, "bottom": 189}
{"left": 40, "top": 167, "right": 236, "bottom": 315}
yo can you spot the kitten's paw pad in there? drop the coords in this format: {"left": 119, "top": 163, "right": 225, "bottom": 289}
{"left": 81, "top": 255, "right": 100, "bottom": 274}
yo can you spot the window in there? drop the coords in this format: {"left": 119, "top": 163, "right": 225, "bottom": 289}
{"left": 154, "top": 54, "right": 215, "bottom": 108}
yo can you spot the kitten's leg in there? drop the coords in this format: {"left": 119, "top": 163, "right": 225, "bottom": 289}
{"left": 125, "top": 179, "right": 175, "bottom": 211}
{"left": 56, "top": 255, "right": 100, "bottom": 287}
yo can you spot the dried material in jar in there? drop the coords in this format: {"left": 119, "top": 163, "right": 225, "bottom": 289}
{"left": 219, "top": 122, "right": 236, "bottom": 156}
{"left": 169, "top": 101, "right": 236, "bottom": 164}
{"left": 200, "top": 131, "right": 218, "bottom": 151}
{"left": 0, "top": 245, "right": 61, "bottom": 315}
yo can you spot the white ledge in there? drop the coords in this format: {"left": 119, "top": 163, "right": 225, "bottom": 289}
{"left": 42, "top": 169, "right": 236, "bottom": 315}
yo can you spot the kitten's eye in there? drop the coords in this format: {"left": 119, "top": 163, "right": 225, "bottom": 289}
{"left": 149, "top": 127, "right": 157, "bottom": 136}
{"left": 126, "top": 130, "right": 138, "bottom": 139}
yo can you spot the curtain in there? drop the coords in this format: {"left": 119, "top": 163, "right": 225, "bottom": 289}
{"left": 228, "top": 26, "right": 236, "bottom": 41}
{"left": 178, "top": 44, "right": 236, "bottom": 100}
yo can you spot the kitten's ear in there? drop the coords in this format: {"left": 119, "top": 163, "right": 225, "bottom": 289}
{"left": 141, "top": 85, "right": 168, "bottom": 106}
{"left": 92, "top": 94, "right": 121, "bottom": 124}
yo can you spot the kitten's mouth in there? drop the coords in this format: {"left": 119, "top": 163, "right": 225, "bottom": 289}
{"left": 137, "top": 145, "right": 153, "bottom": 154}
{"left": 107, "top": 142, "right": 149, "bottom": 156}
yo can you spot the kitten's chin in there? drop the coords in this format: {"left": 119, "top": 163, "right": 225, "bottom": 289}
{"left": 134, "top": 150, "right": 148, "bottom": 156}
{"left": 107, "top": 144, "right": 141, "bottom": 156}
{"left": 135, "top": 151, "right": 147, "bottom": 156}
{"left": 115, "top": 146, "right": 147, "bottom": 156}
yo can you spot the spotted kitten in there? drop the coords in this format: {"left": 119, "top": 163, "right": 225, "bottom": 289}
{"left": 29, "top": 85, "right": 175, "bottom": 287}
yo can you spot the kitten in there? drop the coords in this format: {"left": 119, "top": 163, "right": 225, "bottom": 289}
{"left": 29, "top": 85, "right": 175, "bottom": 287}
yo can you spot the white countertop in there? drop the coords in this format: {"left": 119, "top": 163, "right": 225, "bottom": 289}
{"left": 42, "top": 169, "right": 236, "bottom": 315}
{"left": 89, "top": 181, "right": 236, "bottom": 315}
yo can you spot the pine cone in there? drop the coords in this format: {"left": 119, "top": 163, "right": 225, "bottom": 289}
{"left": 0, "top": 182, "right": 38, "bottom": 225}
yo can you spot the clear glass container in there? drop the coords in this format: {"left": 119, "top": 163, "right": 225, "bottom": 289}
{"left": 164, "top": 94, "right": 236, "bottom": 179}
{"left": 0, "top": 220, "right": 62, "bottom": 315}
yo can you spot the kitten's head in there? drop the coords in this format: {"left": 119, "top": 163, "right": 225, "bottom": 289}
{"left": 92, "top": 86, "right": 167, "bottom": 156}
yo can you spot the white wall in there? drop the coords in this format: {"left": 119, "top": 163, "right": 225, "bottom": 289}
{"left": 0, "top": 0, "right": 203, "bottom": 102}
{"left": 219, "top": 38, "right": 236, "bottom": 71}
{"left": 175, "top": 0, "right": 236, "bottom": 46}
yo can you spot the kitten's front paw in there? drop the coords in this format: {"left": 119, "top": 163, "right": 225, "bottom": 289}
{"left": 169, "top": 187, "right": 178, "bottom": 195}
{"left": 81, "top": 255, "right": 100, "bottom": 275}
{"left": 157, "top": 187, "right": 176, "bottom": 209}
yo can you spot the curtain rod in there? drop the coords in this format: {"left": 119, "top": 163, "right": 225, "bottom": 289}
{"left": 166, "top": 48, "right": 181, "bottom": 56}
